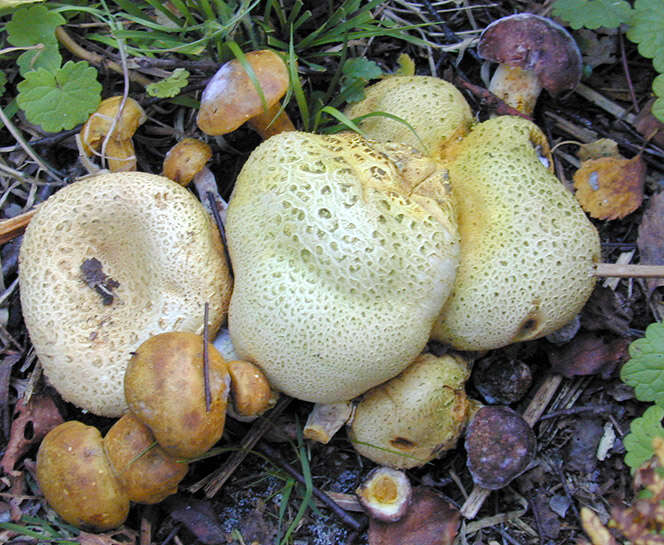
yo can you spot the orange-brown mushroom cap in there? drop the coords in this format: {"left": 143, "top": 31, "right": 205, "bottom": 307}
{"left": 162, "top": 138, "right": 213, "bottom": 186}
{"left": 197, "top": 50, "right": 291, "bottom": 137}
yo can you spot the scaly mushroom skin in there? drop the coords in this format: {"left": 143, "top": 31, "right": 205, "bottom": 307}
{"left": 344, "top": 76, "right": 473, "bottom": 160}
{"left": 197, "top": 49, "right": 294, "bottom": 139}
{"left": 349, "top": 353, "right": 471, "bottom": 469}
{"left": 477, "top": 14, "right": 583, "bottom": 115}
{"left": 226, "top": 131, "right": 460, "bottom": 403}
{"left": 431, "top": 116, "right": 601, "bottom": 350}
{"left": 36, "top": 421, "right": 130, "bottom": 531}
{"left": 19, "top": 172, "right": 232, "bottom": 417}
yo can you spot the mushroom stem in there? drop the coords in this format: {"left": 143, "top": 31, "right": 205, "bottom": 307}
{"left": 247, "top": 102, "right": 296, "bottom": 140}
{"left": 488, "top": 64, "right": 542, "bottom": 116}
{"left": 594, "top": 263, "right": 664, "bottom": 278}
{"left": 192, "top": 167, "right": 228, "bottom": 223}
{"left": 303, "top": 402, "right": 353, "bottom": 444}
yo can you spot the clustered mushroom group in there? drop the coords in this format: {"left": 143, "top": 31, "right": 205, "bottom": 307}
{"left": 12, "top": 12, "right": 639, "bottom": 533}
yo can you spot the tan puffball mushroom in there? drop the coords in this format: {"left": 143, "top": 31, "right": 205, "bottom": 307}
{"left": 79, "top": 96, "right": 146, "bottom": 172}
{"left": 349, "top": 353, "right": 471, "bottom": 469}
{"left": 226, "top": 131, "right": 460, "bottom": 403}
{"left": 344, "top": 76, "right": 473, "bottom": 160}
{"left": 36, "top": 421, "right": 130, "bottom": 531}
{"left": 19, "top": 172, "right": 232, "bottom": 417}
{"left": 124, "top": 331, "right": 230, "bottom": 459}
{"left": 431, "top": 116, "right": 601, "bottom": 350}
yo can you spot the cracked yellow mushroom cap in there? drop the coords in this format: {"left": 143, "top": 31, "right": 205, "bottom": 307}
{"left": 349, "top": 353, "right": 471, "bottom": 469}
{"left": 19, "top": 172, "right": 232, "bottom": 417}
{"left": 431, "top": 116, "right": 601, "bottom": 350}
{"left": 343, "top": 76, "right": 473, "bottom": 160}
{"left": 226, "top": 131, "right": 460, "bottom": 403}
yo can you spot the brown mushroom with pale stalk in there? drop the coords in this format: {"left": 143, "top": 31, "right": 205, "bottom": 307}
{"left": 349, "top": 353, "right": 473, "bottom": 469}
{"left": 344, "top": 75, "right": 473, "bottom": 160}
{"left": 197, "top": 50, "right": 294, "bottom": 140}
{"left": 79, "top": 96, "right": 146, "bottom": 171}
{"left": 477, "top": 13, "right": 583, "bottom": 116}
{"left": 18, "top": 172, "right": 232, "bottom": 417}
{"left": 356, "top": 466, "right": 412, "bottom": 522}
{"left": 226, "top": 131, "right": 460, "bottom": 404}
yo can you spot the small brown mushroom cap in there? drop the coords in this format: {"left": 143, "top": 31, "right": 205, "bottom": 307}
{"left": 162, "top": 138, "right": 213, "bottom": 186}
{"left": 36, "top": 421, "right": 130, "bottom": 531}
{"left": 356, "top": 466, "right": 412, "bottom": 522}
{"left": 477, "top": 13, "right": 582, "bottom": 96}
{"left": 349, "top": 353, "right": 471, "bottom": 469}
{"left": 344, "top": 76, "right": 473, "bottom": 160}
{"left": 227, "top": 359, "right": 272, "bottom": 417}
{"left": 226, "top": 131, "right": 460, "bottom": 403}
{"left": 124, "top": 331, "right": 230, "bottom": 459}
{"left": 79, "top": 96, "right": 146, "bottom": 172}
{"left": 197, "top": 50, "right": 290, "bottom": 136}
{"left": 19, "top": 172, "right": 232, "bottom": 417}
{"left": 431, "top": 116, "right": 600, "bottom": 350}
{"left": 104, "top": 412, "right": 189, "bottom": 504}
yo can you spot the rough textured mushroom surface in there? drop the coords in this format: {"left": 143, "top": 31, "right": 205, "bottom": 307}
{"left": 344, "top": 76, "right": 473, "bottom": 160}
{"left": 349, "top": 353, "right": 471, "bottom": 469}
{"left": 431, "top": 116, "right": 600, "bottom": 350}
{"left": 19, "top": 172, "right": 232, "bottom": 417}
{"left": 226, "top": 131, "right": 460, "bottom": 403}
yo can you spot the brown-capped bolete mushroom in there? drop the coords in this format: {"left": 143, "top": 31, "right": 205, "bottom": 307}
{"left": 356, "top": 466, "right": 412, "bottom": 522}
{"left": 225, "top": 131, "right": 460, "bottom": 404}
{"left": 18, "top": 172, "right": 233, "bottom": 417}
{"left": 477, "top": 13, "right": 583, "bottom": 115}
{"left": 197, "top": 49, "right": 295, "bottom": 140}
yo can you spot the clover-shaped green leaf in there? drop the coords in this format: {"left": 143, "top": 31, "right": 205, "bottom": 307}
{"left": 652, "top": 74, "right": 664, "bottom": 123}
{"left": 627, "top": 0, "right": 664, "bottom": 73}
{"left": 624, "top": 405, "right": 664, "bottom": 472}
{"left": 341, "top": 58, "right": 384, "bottom": 103}
{"left": 621, "top": 322, "right": 664, "bottom": 405}
{"left": 7, "top": 5, "right": 65, "bottom": 76}
{"left": 552, "top": 0, "right": 633, "bottom": 30}
{"left": 16, "top": 61, "right": 102, "bottom": 132}
{"left": 146, "top": 68, "right": 190, "bottom": 98}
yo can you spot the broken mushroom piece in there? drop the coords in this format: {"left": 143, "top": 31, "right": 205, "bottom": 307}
{"left": 465, "top": 406, "right": 536, "bottom": 490}
{"left": 477, "top": 14, "right": 583, "bottom": 115}
{"left": 356, "top": 466, "right": 412, "bottom": 522}
{"left": 79, "top": 96, "right": 146, "bottom": 171}
{"left": 303, "top": 401, "right": 353, "bottom": 444}
{"left": 226, "top": 131, "right": 460, "bottom": 403}
{"left": 227, "top": 359, "right": 272, "bottom": 417}
{"left": 432, "top": 116, "right": 601, "bottom": 351}
{"left": 124, "top": 332, "right": 230, "bottom": 459}
{"left": 19, "top": 172, "right": 232, "bottom": 417}
{"left": 197, "top": 49, "right": 294, "bottom": 140}
{"left": 344, "top": 75, "right": 473, "bottom": 160}
{"left": 36, "top": 421, "right": 130, "bottom": 531}
{"left": 349, "top": 353, "right": 472, "bottom": 469}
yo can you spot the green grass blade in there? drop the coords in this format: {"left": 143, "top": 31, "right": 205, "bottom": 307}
{"left": 288, "top": 32, "right": 309, "bottom": 131}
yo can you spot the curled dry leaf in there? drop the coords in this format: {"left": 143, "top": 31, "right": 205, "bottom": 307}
{"left": 577, "top": 138, "right": 620, "bottom": 162}
{"left": 573, "top": 154, "right": 646, "bottom": 220}
{"left": 548, "top": 332, "right": 630, "bottom": 379}
{"left": 634, "top": 98, "right": 664, "bottom": 148}
{"left": 637, "top": 191, "right": 664, "bottom": 296}
{"left": 0, "top": 393, "right": 63, "bottom": 474}
{"left": 368, "top": 486, "right": 460, "bottom": 545}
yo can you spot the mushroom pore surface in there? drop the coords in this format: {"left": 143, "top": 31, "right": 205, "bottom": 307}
{"left": 431, "top": 116, "right": 600, "bottom": 350}
{"left": 226, "top": 131, "right": 460, "bottom": 403}
{"left": 19, "top": 172, "right": 232, "bottom": 416}
{"left": 343, "top": 76, "right": 473, "bottom": 160}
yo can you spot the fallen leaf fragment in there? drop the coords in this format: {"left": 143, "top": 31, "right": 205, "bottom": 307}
{"left": 581, "top": 507, "right": 619, "bottom": 545}
{"left": 634, "top": 98, "right": 664, "bottom": 148}
{"left": 577, "top": 138, "right": 621, "bottom": 161}
{"left": 368, "top": 486, "right": 460, "bottom": 545}
{"left": 78, "top": 527, "right": 138, "bottom": 545}
{"left": 163, "top": 496, "right": 226, "bottom": 545}
{"left": 0, "top": 393, "right": 63, "bottom": 474}
{"left": 637, "top": 191, "right": 664, "bottom": 296}
{"left": 548, "top": 332, "right": 630, "bottom": 379}
{"left": 573, "top": 154, "right": 646, "bottom": 220}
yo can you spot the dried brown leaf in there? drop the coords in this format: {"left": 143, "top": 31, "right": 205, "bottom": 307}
{"left": 78, "top": 527, "right": 138, "bottom": 545}
{"left": 637, "top": 192, "right": 664, "bottom": 295}
{"left": 574, "top": 155, "right": 646, "bottom": 220}
{"left": 577, "top": 138, "right": 621, "bottom": 161}
{"left": 548, "top": 333, "right": 630, "bottom": 379}
{"left": 368, "top": 486, "right": 460, "bottom": 545}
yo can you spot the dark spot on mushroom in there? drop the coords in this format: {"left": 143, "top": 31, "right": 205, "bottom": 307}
{"left": 390, "top": 437, "right": 416, "bottom": 450}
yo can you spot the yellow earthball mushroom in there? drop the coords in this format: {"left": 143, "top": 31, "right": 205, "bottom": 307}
{"left": 344, "top": 76, "right": 473, "bottom": 160}
{"left": 226, "top": 131, "right": 460, "bottom": 403}
{"left": 19, "top": 172, "right": 232, "bottom": 417}
{"left": 432, "top": 116, "right": 601, "bottom": 349}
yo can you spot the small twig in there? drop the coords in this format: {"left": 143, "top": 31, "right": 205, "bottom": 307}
{"left": 539, "top": 404, "right": 614, "bottom": 421}
{"left": 452, "top": 77, "right": 533, "bottom": 119}
{"left": 574, "top": 83, "right": 636, "bottom": 126}
{"left": 618, "top": 32, "right": 640, "bottom": 114}
{"left": 256, "top": 442, "right": 366, "bottom": 532}
{"left": 0, "top": 209, "right": 38, "bottom": 245}
{"left": 595, "top": 263, "right": 664, "bottom": 278}
{"left": 203, "top": 302, "right": 211, "bottom": 413}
